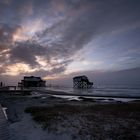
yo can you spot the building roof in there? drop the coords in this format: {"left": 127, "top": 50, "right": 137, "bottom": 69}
{"left": 23, "top": 76, "right": 42, "bottom": 81}
{"left": 73, "top": 75, "right": 87, "bottom": 79}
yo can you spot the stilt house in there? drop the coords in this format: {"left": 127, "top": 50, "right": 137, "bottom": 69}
{"left": 18, "top": 76, "right": 46, "bottom": 88}
{"left": 73, "top": 75, "right": 93, "bottom": 89}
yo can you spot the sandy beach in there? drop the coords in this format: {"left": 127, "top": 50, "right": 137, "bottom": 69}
{"left": 0, "top": 91, "right": 140, "bottom": 140}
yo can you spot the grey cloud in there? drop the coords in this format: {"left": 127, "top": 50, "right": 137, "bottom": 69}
{"left": 0, "top": 23, "right": 20, "bottom": 50}
{"left": 0, "top": 66, "right": 5, "bottom": 74}
{"left": 9, "top": 40, "right": 72, "bottom": 66}
{"left": 39, "top": 0, "right": 140, "bottom": 59}
{"left": 25, "top": 66, "right": 66, "bottom": 78}
{"left": 0, "top": 0, "right": 140, "bottom": 78}
{"left": 9, "top": 41, "right": 45, "bottom": 66}
{"left": 8, "top": 40, "right": 72, "bottom": 75}
{"left": 0, "top": 0, "right": 10, "bottom": 17}
{"left": 0, "top": 23, "right": 21, "bottom": 71}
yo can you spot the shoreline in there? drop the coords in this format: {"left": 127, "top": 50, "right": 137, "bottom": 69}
{"left": 0, "top": 90, "right": 140, "bottom": 140}
{"left": 1, "top": 87, "right": 140, "bottom": 99}
{"left": 37, "top": 89, "right": 140, "bottom": 103}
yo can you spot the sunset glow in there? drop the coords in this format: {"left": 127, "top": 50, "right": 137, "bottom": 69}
{"left": 0, "top": 0, "right": 140, "bottom": 84}
{"left": 3, "top": 63, "right": 37, "bottom": 76}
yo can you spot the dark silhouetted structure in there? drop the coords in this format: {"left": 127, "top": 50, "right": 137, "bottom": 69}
{"left": 0, "top": 82, "right": 3, "bottom": 87}
{"left": 18, "top": 76, "right": 46, "bottom": 88}
{"left": 73, "top": 75, "right": 93, "bottom": 89}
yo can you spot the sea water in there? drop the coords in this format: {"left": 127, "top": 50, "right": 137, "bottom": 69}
{"left": 45, "top": 84, "right": 140, "bottom": 97}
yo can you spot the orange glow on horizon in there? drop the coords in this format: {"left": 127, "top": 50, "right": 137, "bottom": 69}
{"left": 3, "top": 63, "right": 37, "bottom": 76}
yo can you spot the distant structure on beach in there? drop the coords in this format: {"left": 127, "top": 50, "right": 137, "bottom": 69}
{"left": 18, "top": 76, "right": 46, "bottom": 88}
{"left": 0, "top": 82, "right": 5, "bottom": 88}
{"left": 0, "top": 82, "right": 3, "bottom": 87}
{"left": 73, "top": 75, "right": 93, "bottom": 89}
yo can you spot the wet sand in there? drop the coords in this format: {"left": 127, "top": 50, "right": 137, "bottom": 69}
{"left": 0, "top": 91, "right": 140, "bottom": 140}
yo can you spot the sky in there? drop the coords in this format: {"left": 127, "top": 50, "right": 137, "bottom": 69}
{"left": 0, "top": 0, "right": 140, "bottom": 85}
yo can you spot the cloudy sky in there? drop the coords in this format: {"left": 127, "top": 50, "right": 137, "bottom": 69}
{"left": 0, "top": 0, "right": 140, "bottom": 85}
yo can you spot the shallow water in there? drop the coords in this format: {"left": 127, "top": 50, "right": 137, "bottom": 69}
{"left": 45, "top": 85, "right": 140, "bottom": 97}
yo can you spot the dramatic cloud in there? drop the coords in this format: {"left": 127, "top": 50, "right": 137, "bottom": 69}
{"left": 0, "top": 23, "right": 21, "bottom": 50}
{"left": 0, "top": 0, "right": 140, "bottom": 84}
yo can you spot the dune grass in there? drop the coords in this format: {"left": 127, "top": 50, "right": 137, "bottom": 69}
{"left": 25, "top": 103, "right": 140, "bottom": 139}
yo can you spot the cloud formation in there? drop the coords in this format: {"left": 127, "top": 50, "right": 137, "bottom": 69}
{"left": 0, "top": 0, "right": 140, "bottom": 84}
{"left": 0, "top": 23, "right": 20, "bottom": 50}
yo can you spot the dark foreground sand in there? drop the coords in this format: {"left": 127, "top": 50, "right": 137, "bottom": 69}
{"left": 0, "top": 92, "right": 140, "bottom": 140}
